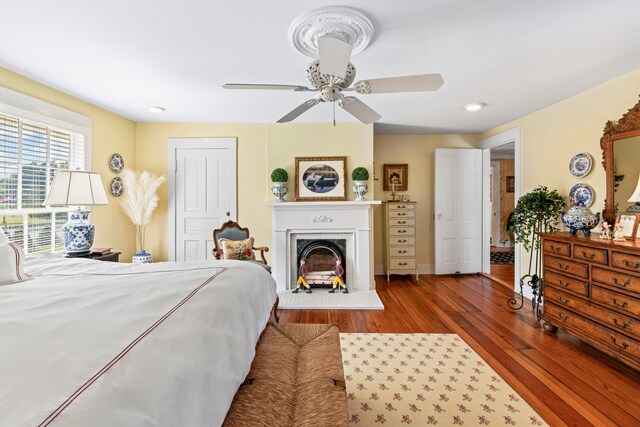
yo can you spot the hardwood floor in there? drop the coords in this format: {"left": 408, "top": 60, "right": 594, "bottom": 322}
{"left": 279, "top": 274, "right": 640, "bottom": 426}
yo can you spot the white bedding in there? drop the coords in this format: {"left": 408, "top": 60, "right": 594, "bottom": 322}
{"left": 0, "top": 254, "right": 277, "bottom": 427}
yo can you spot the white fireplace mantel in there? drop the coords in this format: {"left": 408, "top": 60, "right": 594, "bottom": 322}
{"left": 265, "top": 201, "right": 381, "bottom": 292}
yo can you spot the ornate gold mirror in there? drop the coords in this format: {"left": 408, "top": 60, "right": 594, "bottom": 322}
{"left": 600, "top": 96, "right": 640, "bottom": 224}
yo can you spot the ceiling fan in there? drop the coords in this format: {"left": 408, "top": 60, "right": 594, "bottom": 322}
{"left": 222, "top": 36, "right": 444, "bottom": 125}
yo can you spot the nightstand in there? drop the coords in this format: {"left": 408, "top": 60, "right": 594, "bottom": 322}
{"left": 91, "top": 252, "right": 121, "bottom": 262}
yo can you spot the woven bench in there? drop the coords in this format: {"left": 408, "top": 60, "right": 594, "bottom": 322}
{"left": 224, "top": 323, "right": 348, "bottom": 427}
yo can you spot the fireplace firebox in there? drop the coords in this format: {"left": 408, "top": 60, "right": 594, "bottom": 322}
{"left": 297, "top": 239, "right": 346, "bottom": 287}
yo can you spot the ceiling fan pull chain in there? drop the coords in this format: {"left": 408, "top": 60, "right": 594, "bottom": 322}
{"left": 333, "top": 98, "right": 336, "bottom": 127}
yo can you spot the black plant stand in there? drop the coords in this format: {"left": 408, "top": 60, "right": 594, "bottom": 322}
{"left": 508, "top": 220, "right": 544, "bottom": 321}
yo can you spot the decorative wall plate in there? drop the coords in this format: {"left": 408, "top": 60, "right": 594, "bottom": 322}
{"left": 569, "top": 152, "right": 592, "bottom": 178}
{"left": 569, "top": 183, "right": 594, "bottom": 207}
{"left": 110, "top": 177, "right": 124, "bottom": 197}
{"left": 109, "top": 153, "right": 124, "bottom": 173}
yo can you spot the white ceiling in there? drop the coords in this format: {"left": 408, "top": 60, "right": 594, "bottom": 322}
{"left": 1, "top": 0, "right": 639, "bottom": 134}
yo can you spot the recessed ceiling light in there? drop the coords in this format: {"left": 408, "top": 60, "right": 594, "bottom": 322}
{"left": 464, "top": 102, "right": 486, "bottom": 112}
{"left": 148, "top": 106, "right": 166, "bottom": 113}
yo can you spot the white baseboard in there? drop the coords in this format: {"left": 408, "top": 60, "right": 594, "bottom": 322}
{"left": 375, "top": 264, "right": 434, "bottom": 276}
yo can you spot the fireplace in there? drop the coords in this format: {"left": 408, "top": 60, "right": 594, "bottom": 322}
{"left": 266, "top": 200, "right": 380, "bottom": 292}
{"left": 297, "top": 239, "right": 346, "bottom": 287}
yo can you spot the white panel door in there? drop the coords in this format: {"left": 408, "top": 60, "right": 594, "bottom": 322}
{"left": 169, "top": 138, "right": 236, "bottom": 262}
{"left": 434, "top": 148, "right": 482, "bottom": 274}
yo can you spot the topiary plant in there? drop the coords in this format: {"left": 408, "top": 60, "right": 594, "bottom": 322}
{"left": 270, "top": 168, "right": 288, "bottom": 182}
{"left": 510, "top": 186, "right": 566, "bottom": 252}
{"left": 351, "top": 167, "right": 369, "bottom": 181}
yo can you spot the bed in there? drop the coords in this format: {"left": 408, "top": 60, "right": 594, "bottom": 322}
{"left": 0, "top": 254, "right": 278, "bottom": 427}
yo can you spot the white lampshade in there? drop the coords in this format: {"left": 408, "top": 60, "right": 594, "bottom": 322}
{"left": 629, "top": 173, "right": 640, "bottom": 203}
{"left": 44, "top": 170, "right": 108, "bottom": 206}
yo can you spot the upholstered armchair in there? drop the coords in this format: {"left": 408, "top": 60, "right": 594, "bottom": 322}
{"left": 212, "top": 220, "right": 271, "bottom": 273}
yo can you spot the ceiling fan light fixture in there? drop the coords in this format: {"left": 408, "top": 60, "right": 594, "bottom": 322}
{"left": 148, "top": 106, "right": 166, "bottom": 113}
{"left": 464, "top": 102, "right": 486, "bottom": 112}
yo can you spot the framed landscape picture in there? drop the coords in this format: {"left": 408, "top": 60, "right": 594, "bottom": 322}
{"left": 295, "top": 156, "right": 347, "bottom": 201}
{"left": 383, "top": 164, "right": 408, "bottom": 191}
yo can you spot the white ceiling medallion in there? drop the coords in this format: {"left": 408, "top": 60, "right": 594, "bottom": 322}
{"left": 289, "top": 6, "right": 374, "bottom": 58}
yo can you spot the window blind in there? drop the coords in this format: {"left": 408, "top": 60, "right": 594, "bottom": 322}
{"left": 0, "top": 112, "right": 87, "bottom": 253}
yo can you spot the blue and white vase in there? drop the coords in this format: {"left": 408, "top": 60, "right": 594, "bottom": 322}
{"left": 63, "top": 210, "right": 94, "bottom": 254}
{"left": 353, "top": 180, "right": 368, "bottom": 201}
{"left": 271, "top": 182, "right": 288, "bottom": 203}
{"left": 132, "top": 250, "right": 153, "bottom": 264}
{"left": 561, "top": 203, "right": 600, "bottom": 236}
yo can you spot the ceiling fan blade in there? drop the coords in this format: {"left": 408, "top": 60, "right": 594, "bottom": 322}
{"left": 222, "top": 83, "right": 313, "bottom": 92}
{"left": 277, "top": 98, "right": 322, "bottom": 123}
{"left": 339, "top": 97, "right": 381, "bottom": 124}
{"left": 318, "top": 36, "right": 353, "bottom": 78}
{"left": 353, "top": 74, "right": 444, "bottom": 94}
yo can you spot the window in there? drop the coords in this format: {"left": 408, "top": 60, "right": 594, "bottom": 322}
{"left": 0, "top": 112, "right": 87, "bottom": 253}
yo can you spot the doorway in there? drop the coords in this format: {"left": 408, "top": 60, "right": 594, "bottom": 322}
{"left": 479, "top": 129, "right": 521, "bottom": 291}
{"left": 168, "top": 138, "right": 237, "bottom": 262}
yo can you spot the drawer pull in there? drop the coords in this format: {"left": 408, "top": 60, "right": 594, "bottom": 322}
{"left": 550, "top": 245, "right": 562, "bottom": 253}
{"left": 612, "top": 277, "right": 630, "bottom": 287}
{"left": 558, "top": 280, "right": 570, "bottom": 288}
{"left": 556, "top": 312, "right": 569, "bottom": 321}
{"left": 556, "top": 263, "right": 570, "bottom": 271}
{"left": 609, "top": 297, "right": 629, "bottom": 309}
{"left": 399, "top": 262, "right": 407, "bottom": 266}
{"left": 398, "top": 205, "right": 406, "bottom": 208}
{"left": 557, "top": 296, "right": 570, "bottom": 304}
{"left": 398, "top": 230, "right": 407, "bottom": 233}
{"left": 611, "top": 317, "right": 630, "bottom": 329}
{"left": 622, "top": 259, "right": 640, "bottom": 269}
{"left": 610, "top": 336, "right": 629, "bottom": 350}
{"left": 580, "top": 251, "right": 596, "bottom": 260}
{"left": 399, "top": 239, "right": 407, "bottom": 243}
{"left": 399, "top": 250, "right": 407, "bottom": 254}
{"left": 398, "top": 221, "right": 406, "bottom": 224}
{"left": 398, "top": 213, "right": 407, "bottom": 216}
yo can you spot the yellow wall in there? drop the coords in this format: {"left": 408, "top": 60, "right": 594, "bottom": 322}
{"left": 0, "top": 67, "right": 138, "bottom": 260}
{"left": 373, "top": 135, "right": 478, "bottom": 271}
{"left": 136, "top": 122, "right": 373, "bottom": 262}
{"left": 481, "top": 68, "right": 640, "bottom": 273}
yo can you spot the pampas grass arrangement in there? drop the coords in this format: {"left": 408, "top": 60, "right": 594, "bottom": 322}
{"left": 119, "top": 169, "right": 166, "bottom": 252}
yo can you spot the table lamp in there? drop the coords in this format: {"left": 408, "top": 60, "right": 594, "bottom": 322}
{"left": 628, "top": 173, "right": 640, "bottom": 213}
{"left": 43, "top": 170, "right": 108, "bottom": 256}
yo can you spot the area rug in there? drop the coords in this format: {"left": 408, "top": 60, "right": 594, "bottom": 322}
{"left": 278, "top": 289, "right": 384, "bottom": 310}
{"left": 490, "top": 251, "right": 515, "bottom": 265}
{"left": 340, "top": 333, "right": 546, "bottom": 426}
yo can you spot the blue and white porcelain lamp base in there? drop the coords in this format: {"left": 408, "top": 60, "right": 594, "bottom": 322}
{"left": 62, "top": 210, "right": 95, "bottom": 257}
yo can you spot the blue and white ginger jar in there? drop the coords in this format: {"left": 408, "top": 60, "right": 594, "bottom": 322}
{"left": 561, "top": 203, "right": 600, "bottom": 236}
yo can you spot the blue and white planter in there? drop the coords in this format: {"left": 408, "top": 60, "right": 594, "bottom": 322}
{"left": 271, "top": 182, "right": 288, "bottom": 203}
{"left": 63, "top": 210, "right": 95, "bottom": 254}
{"left": 353, "top": 180, "right": 368, "bottom": 201}
{"left": 132, "top": 250, "right": 153, "bottom": 264}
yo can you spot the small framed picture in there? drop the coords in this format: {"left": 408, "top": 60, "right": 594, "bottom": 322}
{"left": 383, "top": 164, "right": 408, "bottom": 191}
{"left": 295, "top": 156, "right": 347, "bottom": 201}
{"left": 616, "top": 213, "right": 639, "bottom": 239}
{"left": 506, "top": 176, "right": 515, "bottom": 193}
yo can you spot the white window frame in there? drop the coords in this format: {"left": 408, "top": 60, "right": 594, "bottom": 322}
{"left": 0, "top": 86, "right": 92, "bottom": 253}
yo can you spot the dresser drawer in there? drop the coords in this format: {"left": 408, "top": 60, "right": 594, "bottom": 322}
{"left": 543, "top": 240, "right": 571, "bottom": 257}
{"left": 544, "top": 270, "right": 588, "bottom": 296}
{"left": 573, "top": 245, "right": 608, "bottom": 265}
{"left": 612, "top": 252, "right": 640, "bottom": 274}
{"left": 591, "top": 285, "right": 640, "bottom": 317}
{"left": 387, "top": 210, "right": 415, "bottom": 218}
{"left": 546, "top": 303, "right": 640, "bottom": 360}
{"left": 544, "top": 255, "right": 588, "bottom": 278}
{"left": 544, "top": 286, "right": 586, "bottom": 312}
{"left": 387, "top": 203, "right": 415, "bottom": 211}
{"left": 389, "top": 258, "right": 416, "bottom": 270}
{"left": 389, "top": 237, "right": 415, "bottom": 246}
{"left": 592, "top": 267, "right": 640, "bottom": 294}
{"left": 389, "top": 246, "right": 415, "bottom": 257}
{"left": 389, "top": 227, "right": 415, "bottom": 236}
{"left": 388, "top": 219, "right": 415, "bottom": 226}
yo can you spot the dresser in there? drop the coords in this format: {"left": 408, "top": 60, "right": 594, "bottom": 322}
{"left": 540, "top": 232, "right": 640, "bottom": 370}
{"left": 382, "top": 202, "right": 418, "bottom": 281}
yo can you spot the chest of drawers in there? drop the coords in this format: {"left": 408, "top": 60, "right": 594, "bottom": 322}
{"left": 540, "top": 232, "right": 640, "bottom": 370}
{"left": 382, "top": 202, "right": 418, "bottom": 281}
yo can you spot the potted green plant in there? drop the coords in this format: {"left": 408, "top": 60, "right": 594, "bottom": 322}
{"left": 508, "top": 185, "right": 566, "bottom": 319}
{"left": 351, "top": 167, "right": 370, "bottom": 201}
{"left": 270, "top": 168, "right": 289, "bottom": 202}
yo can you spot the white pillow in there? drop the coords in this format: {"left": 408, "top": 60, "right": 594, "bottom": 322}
{"left": 0, "top": 242, "right": 29, "bottom": 285}
{"left": 0, "top": 225, "right": 8, "bottom": 243}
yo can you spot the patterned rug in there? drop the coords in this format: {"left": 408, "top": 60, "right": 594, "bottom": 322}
{"left": 340, "top": 333, "right": 546, "bottom": 426}
{"left": 490, "top": 251, "right": 515, "bottom": 265}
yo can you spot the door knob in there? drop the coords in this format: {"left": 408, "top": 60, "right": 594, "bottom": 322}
{"left": 226, "top": 211, "right": 230, "bottom": 216}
